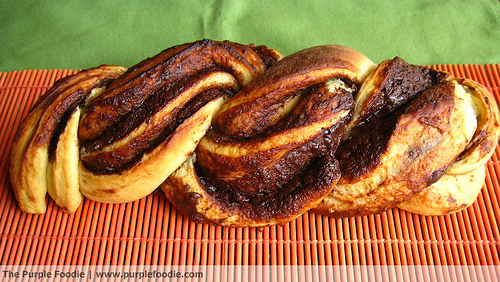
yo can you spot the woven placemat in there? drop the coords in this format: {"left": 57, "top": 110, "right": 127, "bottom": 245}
{"left": 0, "top": 65, "right": 499, "bottom": 266}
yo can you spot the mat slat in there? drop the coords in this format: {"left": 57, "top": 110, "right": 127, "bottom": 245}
{"left": 0, "top": 65, "right": 499, "bottom": 266}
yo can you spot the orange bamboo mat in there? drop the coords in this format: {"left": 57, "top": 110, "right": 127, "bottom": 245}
{"left": 0, "top": 65, "right": 499, "bottom": 267}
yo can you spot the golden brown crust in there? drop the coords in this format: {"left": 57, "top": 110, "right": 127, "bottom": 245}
{"left": 162, "top": 45, "right": 376, "bottom": 227}
{"left": 77, "top": 40, "right": 282, "bottom": 204}
{"left": 446, "top": 78, "right": 500, "bottom": 173}
{"left": 396, "top": 166, "right": 485, "bottom": 215}
{"left": 313, "top": 59, "right": 483, "bottom": 218}
{"left": 79, "top": 96, "right": 226, "bottom": 203}
{"left": 213, "top": 45, "right": 376, "bottom": 140}
{"left": 162, "top": 153, "right": 341, "bottom": 227}
{"left": 47, "top": 107, "right": 84, "bottom": 213}
{"left": 396, "top": 77, "right": 500, "bottom": 216}
{"left": 9, "top": 65, "right": 126, "bottom": 213}
{"left": 10, "top": 40, "right": 282, "bottom": 213}
{"left": 78, "top": 40, "right": 269, "bottom": 144}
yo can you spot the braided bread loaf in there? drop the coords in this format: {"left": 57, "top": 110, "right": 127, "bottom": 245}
{"left": 9, "top": 40, "right": 499, "bottom": 227}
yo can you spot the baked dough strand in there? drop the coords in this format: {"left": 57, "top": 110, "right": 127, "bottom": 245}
{"left": 161, "top": 45, "right": 376, "bottom": 227}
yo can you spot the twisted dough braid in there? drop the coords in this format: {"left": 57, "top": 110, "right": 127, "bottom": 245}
{"left": 9, "top": 40, "right": 500, "bottom": 227}
{"left": 395, "top": 78, "right": 500, "bottom": 215}
{"left": 10, "top": 39, "right": 282, "bottom": 213}
{"left": 313, "top": 58, "right": 500, "bottom": 217}
{"left": 9, "top": 65, "right": 126, "bottom": 213}
{"left": 161, "top": 46, "right": 376, "bottom": 227}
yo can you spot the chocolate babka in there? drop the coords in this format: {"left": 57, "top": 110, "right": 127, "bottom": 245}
{"left": 10, "top": 40, "right": 499, "bottom": 228}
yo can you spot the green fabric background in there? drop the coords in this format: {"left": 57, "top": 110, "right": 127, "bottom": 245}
{"left": 1, "top": 0, "right": 499, "bottom": 72}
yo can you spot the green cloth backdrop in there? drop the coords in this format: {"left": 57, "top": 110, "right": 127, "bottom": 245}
{"left": 1, "top": 0, "right": 499, "bottom": 72}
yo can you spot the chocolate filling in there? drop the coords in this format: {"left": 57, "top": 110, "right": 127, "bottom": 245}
{"left": 357, "top": 57, "right": 448, "bottom": 123}
{"left": 337, "top": 113, "right": 399, "bottom": 181}
{"left": 81, "top": 69, "right": 231, "bottom": 152}
{"left": 79, "top": 40, "right": 281, "bottom": 174}
{"left": 337, "top": 58, "right": 454, "bottom": 181}
{"left": 194, "top": 144, "right": 341, "bottom": 222}
{"left": 80, "top": 86, "right": 232, "bottom": 174}
{"left": 191, "top": 81, "right": 354, "bottom": 220}
{"left": 47, "top": 76, "right": 116, "bottom": 161}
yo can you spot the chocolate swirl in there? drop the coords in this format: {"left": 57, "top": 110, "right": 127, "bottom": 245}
{"left": 77, "top": 40, "right": 282, "bottom": 203}
{"left": 9, "top": 40, "right": 282, "bottom": 212}
{"left": 161, "top": 45, "right": 376, "bottom": 227}
{"left": 313, "top": 58, "right": 500, "bottom": 217}
{"left": 79, "top": 39, "right": 280, "bottom": 174}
